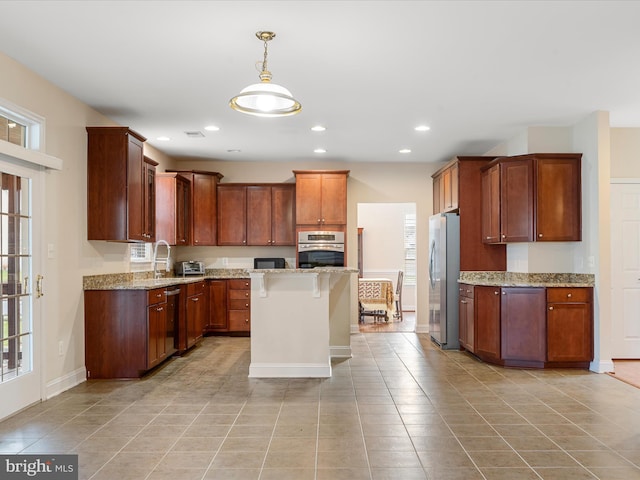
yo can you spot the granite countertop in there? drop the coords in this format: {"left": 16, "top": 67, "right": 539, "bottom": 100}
{"left": 459, "top": 271, "right": 595, "bottom": 288}
{"left": 83, "top": 267, "right": 359, "bottom": 290}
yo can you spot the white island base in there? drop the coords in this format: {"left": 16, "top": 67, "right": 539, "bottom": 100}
{"left": 248, "top": 268, "right": 357, "bottom": 378}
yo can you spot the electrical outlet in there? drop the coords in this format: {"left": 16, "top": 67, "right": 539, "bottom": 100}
{"left": 58, "top": 341, "right": 64, "bottom": 356}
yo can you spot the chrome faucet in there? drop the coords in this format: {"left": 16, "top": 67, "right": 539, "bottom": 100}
{"left": 152, "top": 240, "right": 171, "bottom": 279}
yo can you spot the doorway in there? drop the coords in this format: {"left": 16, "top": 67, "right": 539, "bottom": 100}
{"left": 610, "top": 181, "right": 640, "bottom": 358}
{"left": 0, "top": 158, "right": 44, "bottom": 419}
{"left": 357, "top": 202, "right": 416, "bottom": 333}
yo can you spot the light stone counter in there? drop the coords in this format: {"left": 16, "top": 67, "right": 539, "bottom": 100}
{"left": 248, "top": 268, "right": 358, "bottom": 378}
{"left": 459, "top": 271, "right": 595, "bottom": 288}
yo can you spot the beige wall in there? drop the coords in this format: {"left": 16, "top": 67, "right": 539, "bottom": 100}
{"left": 611, "top": 128, "right": 640, "bottom": 178}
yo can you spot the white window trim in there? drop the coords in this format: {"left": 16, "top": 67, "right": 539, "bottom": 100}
{"left": 0, "top": 98, "right": 62, "bottom": 171}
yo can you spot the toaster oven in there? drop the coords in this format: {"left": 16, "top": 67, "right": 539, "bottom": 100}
{"left": 175, "top": 261, "right": 205, "bottom": 276}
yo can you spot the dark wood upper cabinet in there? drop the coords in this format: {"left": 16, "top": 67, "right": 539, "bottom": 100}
{"left": 87, "top": 126, "right": 156, "bottom": 242}
{"left": 293, "top": 170, "right": 349, "bottom": 227}
{"left": 432, "top": 157, "right": 506, "bottom": 271}
{"left": 481, "top": 153, "right": 582, "bottom": 244}
{"left": 165, "top": 170, "right": 224, "bottom": 246}
{"left": 217, "top": 184, "right": 247, "bottom": 245}
{"left": 217, "top": 183, "right": 295, "bottom": 246}
{"left": 155, "top": 172, "right": 191, "bottom": 245}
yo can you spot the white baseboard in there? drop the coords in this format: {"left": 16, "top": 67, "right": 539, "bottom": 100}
{"left": 46, "top": 366, "right": 86, "bottom": 399}
{"left": 590, "top": 359, "right": 614, "bottom": 373}
{"left": 415, "top": 324, "right": 429, "bottom": 334}
{"left": 350, "top": 324, "right": 360, "bottom": 334}
{"left": 330, "top": 345, "right": 352, "bottom": 358}
{"left": 249, "top": 362, "right": 332, "bottom": 378}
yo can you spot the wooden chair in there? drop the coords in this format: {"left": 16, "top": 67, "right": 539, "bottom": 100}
{"left": 393, "top": 270, "right": 403, "bottom": 321}
{"left": 359, "top": 301, "right": 388, "bottom": 323}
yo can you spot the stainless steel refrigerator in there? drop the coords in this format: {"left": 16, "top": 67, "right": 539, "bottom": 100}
{"left": 428, "top": 213, "right": 460, "bottom": 350}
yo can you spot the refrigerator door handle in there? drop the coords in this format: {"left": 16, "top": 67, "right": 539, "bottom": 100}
{"left": 429, "top": 239, "right": 436, "bottom": 288}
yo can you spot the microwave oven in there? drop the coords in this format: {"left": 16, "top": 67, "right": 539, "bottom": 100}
{"left": 253, "top": 257, "right": 286, "bottom": 269}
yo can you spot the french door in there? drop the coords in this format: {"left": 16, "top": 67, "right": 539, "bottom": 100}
{"left": 0, "top": 156, "right": 43, "bottom": 420}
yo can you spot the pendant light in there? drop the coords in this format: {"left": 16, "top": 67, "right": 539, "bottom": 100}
{"left": 229, "top": 31, "right": 302, "bottom": 117}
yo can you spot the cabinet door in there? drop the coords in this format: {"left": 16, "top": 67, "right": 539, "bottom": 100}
{"left": 547, "top": 288, "right": 593, "bottom": 362}
{"left": 432, "top": 174, "right": 442, "bottom": 214}
{"left": 143, "top": 158, "right": 156, "bottom": 242}
{"left": 186, "top": 293, "right": 204, "bottom": 347}
{"left": 208, "top": 280, "right": 228, "bottom": 331}
{"left": 475, "top": 286, "right": 501, "bottom": 361}
{"left": 442, "top": 167, "right": 452, "bottom": 211}
{"left": 536, "top": 158, "right": 581, "bottom": 241}
{"left": 192, "top": 173, "right": 218, "bottom": 246}
{"left": 217, "top": 185, "right": 247, "bottom": 245}
{"left": 147, "top": 303, "right": 165, "bottom": 368}
{"left": 127, "top": 137, "right": 146, "bottom": 241}
{"left": 481, "top": 164, "right": 501, "bottom": 243}
{"left": 501, "top": 159, "right": 534, "bottom": 242}
{"left": 295, "top": 173, "right": 323, "bottom": 225}
{"left": 176, "top": 178, "right": 190, "bottom": 245}
{"left": 247, "top": 186, "right": 272, "bottom": 246}
{"left": 450, "top": 163, "right": 459, "bottom": 211}
{"left": 501, "top": 287, "right": 546, "bottom": 362}
{"left": 272, "top": 185, "right": 295, "bottom": 245}
{"left": 321, "top": 173, "right": 347, "bottom": 225}
{"left": 459, "top": 288, "right": 474, "bottom": 352}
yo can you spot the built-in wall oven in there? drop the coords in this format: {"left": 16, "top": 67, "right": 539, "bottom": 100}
{"left": 297, "top": 231, "right": 345, "bottom": 268}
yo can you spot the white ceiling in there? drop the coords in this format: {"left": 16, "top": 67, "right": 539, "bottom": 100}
{"left": 1, "top": 1, "right": 640, "bottom": 164}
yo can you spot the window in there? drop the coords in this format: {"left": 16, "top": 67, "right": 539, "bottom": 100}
{"left": 404, "top": 213, "right": 416, "bottom": 286}
{"left": 0, "top": 100, "right": 44, "bottom": 152}
{"left": 130, "top": 243, "right": 152, "bottom": 263}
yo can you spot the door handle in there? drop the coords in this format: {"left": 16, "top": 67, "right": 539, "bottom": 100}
{"left": 36, "top": 274, "right": 44, "bottom": 298}
{"left": 23, "top": 276, "right": 29, "bottom": 295}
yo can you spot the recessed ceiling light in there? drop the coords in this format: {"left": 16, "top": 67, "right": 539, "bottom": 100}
{"left": 311, "top": 125, "right": 326, "bottom": 132}
{"left": 157, "top": 136, "right": 171, "bottom": 141}
{"left": 415, "top": 125, "right": 430, "bottom": 132}
{"left": 314, "top": 148, "right": 327, "bottom": 154}
{"left": 204, "top": 125, "right": 220, "bottom": 131}
{"left": 399, "top": 148, "right": 411, "bottom": 154}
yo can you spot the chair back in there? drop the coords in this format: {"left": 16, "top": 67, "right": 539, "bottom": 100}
{"left": 396, "top": 270, "right": 403, "bottom": 295}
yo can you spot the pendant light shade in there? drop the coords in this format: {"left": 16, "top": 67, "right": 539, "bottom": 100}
{"left": 230, "top": 31, "right": 302, "bottom": 117}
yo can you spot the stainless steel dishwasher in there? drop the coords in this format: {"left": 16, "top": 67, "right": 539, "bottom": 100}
{"left": 165, "top": 287, "right": 180, "bottom": 355}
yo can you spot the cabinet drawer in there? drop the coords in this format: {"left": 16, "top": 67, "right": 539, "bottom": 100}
{"left": 459, "top": 284, "right": 474, "bottom": 298}
{"left": 547, "top": 287, "right": 592, "bottom": 303}
{"left": 229, "top": 289, "right": 251, "bottom": 300}
{"left": 148, "top": 288, "right": 166, "bottom": 305}
{"left": 186, "top": 281, "right": 207, "bottom": 296}
{"left": 228, "top": 279, "right": 250, "bottom": 290}
{"left": 228, "top": 310, "right": 250, "bottom": 331}
{"left": 229, "top": 299, "right": 250, "bottom": 310}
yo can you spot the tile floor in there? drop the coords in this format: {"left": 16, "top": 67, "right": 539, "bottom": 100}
{"left": 2, "top": 333, "right": 640, "bottom": 480}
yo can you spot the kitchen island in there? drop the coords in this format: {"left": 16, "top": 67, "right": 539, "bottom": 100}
{"left": 248, "top": 267, "right": 358, "bottom": 378}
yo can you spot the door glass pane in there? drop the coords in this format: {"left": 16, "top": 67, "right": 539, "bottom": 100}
{"left": 0, "top": 172, "right": 32, "bottom": 385}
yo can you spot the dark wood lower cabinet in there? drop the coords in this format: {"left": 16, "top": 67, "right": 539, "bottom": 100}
{"left": 85, "top": 288, "right": 177, "bottom": 379}
{"left": 501, "top": 287, "right": 546, "bottom": 366}
{"left": 460, "top": 285, "right": 593, "bottom": 369}
{"left": 474, "top": 286, "right": 501, "bottom": 362}
{"left": 206, "top": 279, "right": 251, "bottom": 336}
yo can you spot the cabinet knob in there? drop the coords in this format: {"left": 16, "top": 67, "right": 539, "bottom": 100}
{"left": 157, "top": 307, "right": 163, "bottom": 312}
{"left": 195, "top": 240, "right": 199, "bottom": 243}
{"left": 317, "top": 219, "right": 321, "bottom": 223}
{"left": 192, "top": 297, "right": 199, "bottom": 302}
{"left": 539, "top": 234, "right": 543, "bottom": 238}
{"left": 486, "top": 236, "right": 490, "bottom": 240}
{"left": 549, "top": 306, "right": 554, "bottom": 310}
{"left": 461, "top": 300, "right": 467, "bottom": 304}
{"left": 502, "top": 291, "right": 506, "bottom": 295}
{"left": 245, "top": 318, "right": 249, "bottom": 323}
{"left": 245, "top": 303, "right": 249, "bottom": 308}
{"left": 501, "top": 234, "right": 506, "bottom": 239}
{"left": 567, "top": 293, "right": 572, "bottom": 298}
{"left": 494, "top": 291, "right": 499, "bottom": 295}
{"left": 245, "top": 282, "right": 249, "bottom": 287}
{"left": 466, "top": 289, "right": 471, "bottom": 293}
{"left": 245, "top": 292, "right": 249, "bottom": 297}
